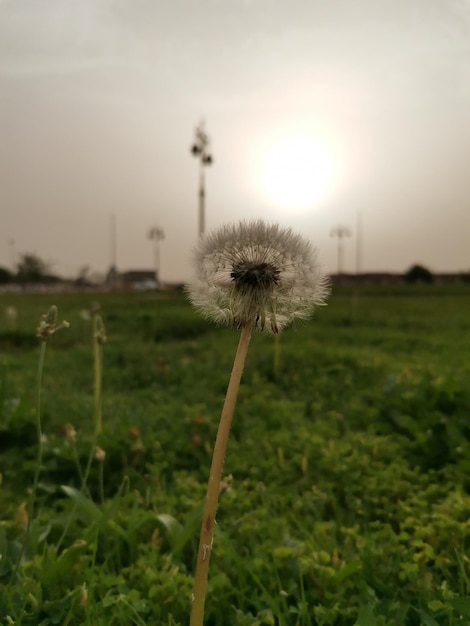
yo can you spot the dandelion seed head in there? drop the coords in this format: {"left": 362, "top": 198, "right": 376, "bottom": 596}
{"left": 187, "top": 220, "right": 329, "bottom": 333}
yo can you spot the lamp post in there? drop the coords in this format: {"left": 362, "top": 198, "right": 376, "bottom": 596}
{"left": 191, "top": 121, "right": 213, "bottom": 237}
{"left": 148, "top": 226, "right": 165, "bottom": 287}
{"left": 330, "top": 225, "right": 351, "bottom": 276}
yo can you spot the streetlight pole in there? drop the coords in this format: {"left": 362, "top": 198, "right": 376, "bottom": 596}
{"left": 330, "top": 225, "right": 351, "bottom": 275}
{"left": 191, "top": 121, "right": 213, "bottom": 237}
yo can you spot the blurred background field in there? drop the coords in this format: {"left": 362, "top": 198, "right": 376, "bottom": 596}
{"left": 0, "top": 285, "right": 469, "bottom": 625}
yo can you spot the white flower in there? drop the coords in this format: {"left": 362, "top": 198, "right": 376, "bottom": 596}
{"left": 187, "top": 220, "right": 329, "bottom": 333}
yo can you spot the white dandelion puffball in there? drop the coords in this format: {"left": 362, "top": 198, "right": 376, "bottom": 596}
{"left": 187, "top": 220, "right": 330, "bottom": 333}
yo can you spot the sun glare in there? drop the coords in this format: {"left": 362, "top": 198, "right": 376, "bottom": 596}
{"left": 260, "top": 135, "right": 336, "bottom": 212}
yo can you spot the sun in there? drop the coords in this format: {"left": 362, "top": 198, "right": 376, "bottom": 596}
{"left": 260, "top": 135, "right": 336, "bottom": 212}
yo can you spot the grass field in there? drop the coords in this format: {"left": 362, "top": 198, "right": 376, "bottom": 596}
{"left": 0, "top": 285, "right": 469, "bottom": 625}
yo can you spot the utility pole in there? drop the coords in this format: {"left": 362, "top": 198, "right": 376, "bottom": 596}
{"left": 330, "top": 225, "right": 351, "bottom": 275}
{"left": 356, "top": 211, "right": 363, "bottom": 275}
{"left": 9, "top": 238, "right": 16, "bottom": 271}
{"left": 110, "top": 214, "right": 117, "bottom": 270}
{"left": 108, "top": 214, "right": 118, "bottom": 289}
{"left": 190, "top": 120, "right": 213, "bottom": 237}
{"left": 148, "top": 226, "right": 165, "bottom": 287}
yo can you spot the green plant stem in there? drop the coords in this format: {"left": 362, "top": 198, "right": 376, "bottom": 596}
{"left": 57, "top": 435, "right": 98, "bottom": 552}
{"left": 93, "top": 318, "right": 102, "bottom": 435}
{"left": 57, "top": 332, "right": 103, "bottom": 551}
{"left": 190, "top": 322, "right": 253, "bottom": 626}
{"left": 27, "top": 340, "right": 47, "bottom": 535}
{"left": 71, "top": 442, "right": 84, "bottom": 485}
{"left": 12, "top": 339, "right": 48, "bottom": 580}
{"left": 98, "top": 460, "right": 104, "bottom": 505}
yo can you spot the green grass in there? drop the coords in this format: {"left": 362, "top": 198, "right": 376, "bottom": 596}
{"left": 0, "top": 285, "right": 469, "bottom": 625}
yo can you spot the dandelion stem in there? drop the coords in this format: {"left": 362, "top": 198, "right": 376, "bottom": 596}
{"left": 190, "top": 321, "right": 253, "bottom": 626}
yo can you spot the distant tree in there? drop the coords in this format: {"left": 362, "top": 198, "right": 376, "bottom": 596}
{"left": 75, "top": 265, "right": 92, "bottom": 287}
{"left": 0, "top": 267, "right": 13, "bottom": 284}
{"left": 404, "top": 264, "right": 434, "bottom": 284}
{"left": 16, "top": 254, "right": 50, "bottom": 283}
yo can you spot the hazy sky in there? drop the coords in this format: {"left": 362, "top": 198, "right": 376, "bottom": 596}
{"left": 1, "top": 0, "right": 470, "bottom": 281}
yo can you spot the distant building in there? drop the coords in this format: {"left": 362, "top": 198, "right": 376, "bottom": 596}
{"left": 330, "top": 273, "right": 405, "bottom": 286}
{"left": 120, "top": 270, "right": 159, "bottom": 290}
{"left": 329, "top": 272, "right": 469, "bottom": 286}
{"left": 434, "top": 273, "right": 468, "bottom": 284}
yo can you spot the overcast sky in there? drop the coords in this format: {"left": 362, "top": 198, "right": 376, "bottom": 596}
{"left": 1, "top": 0, "right": 469, "bottom": 281}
